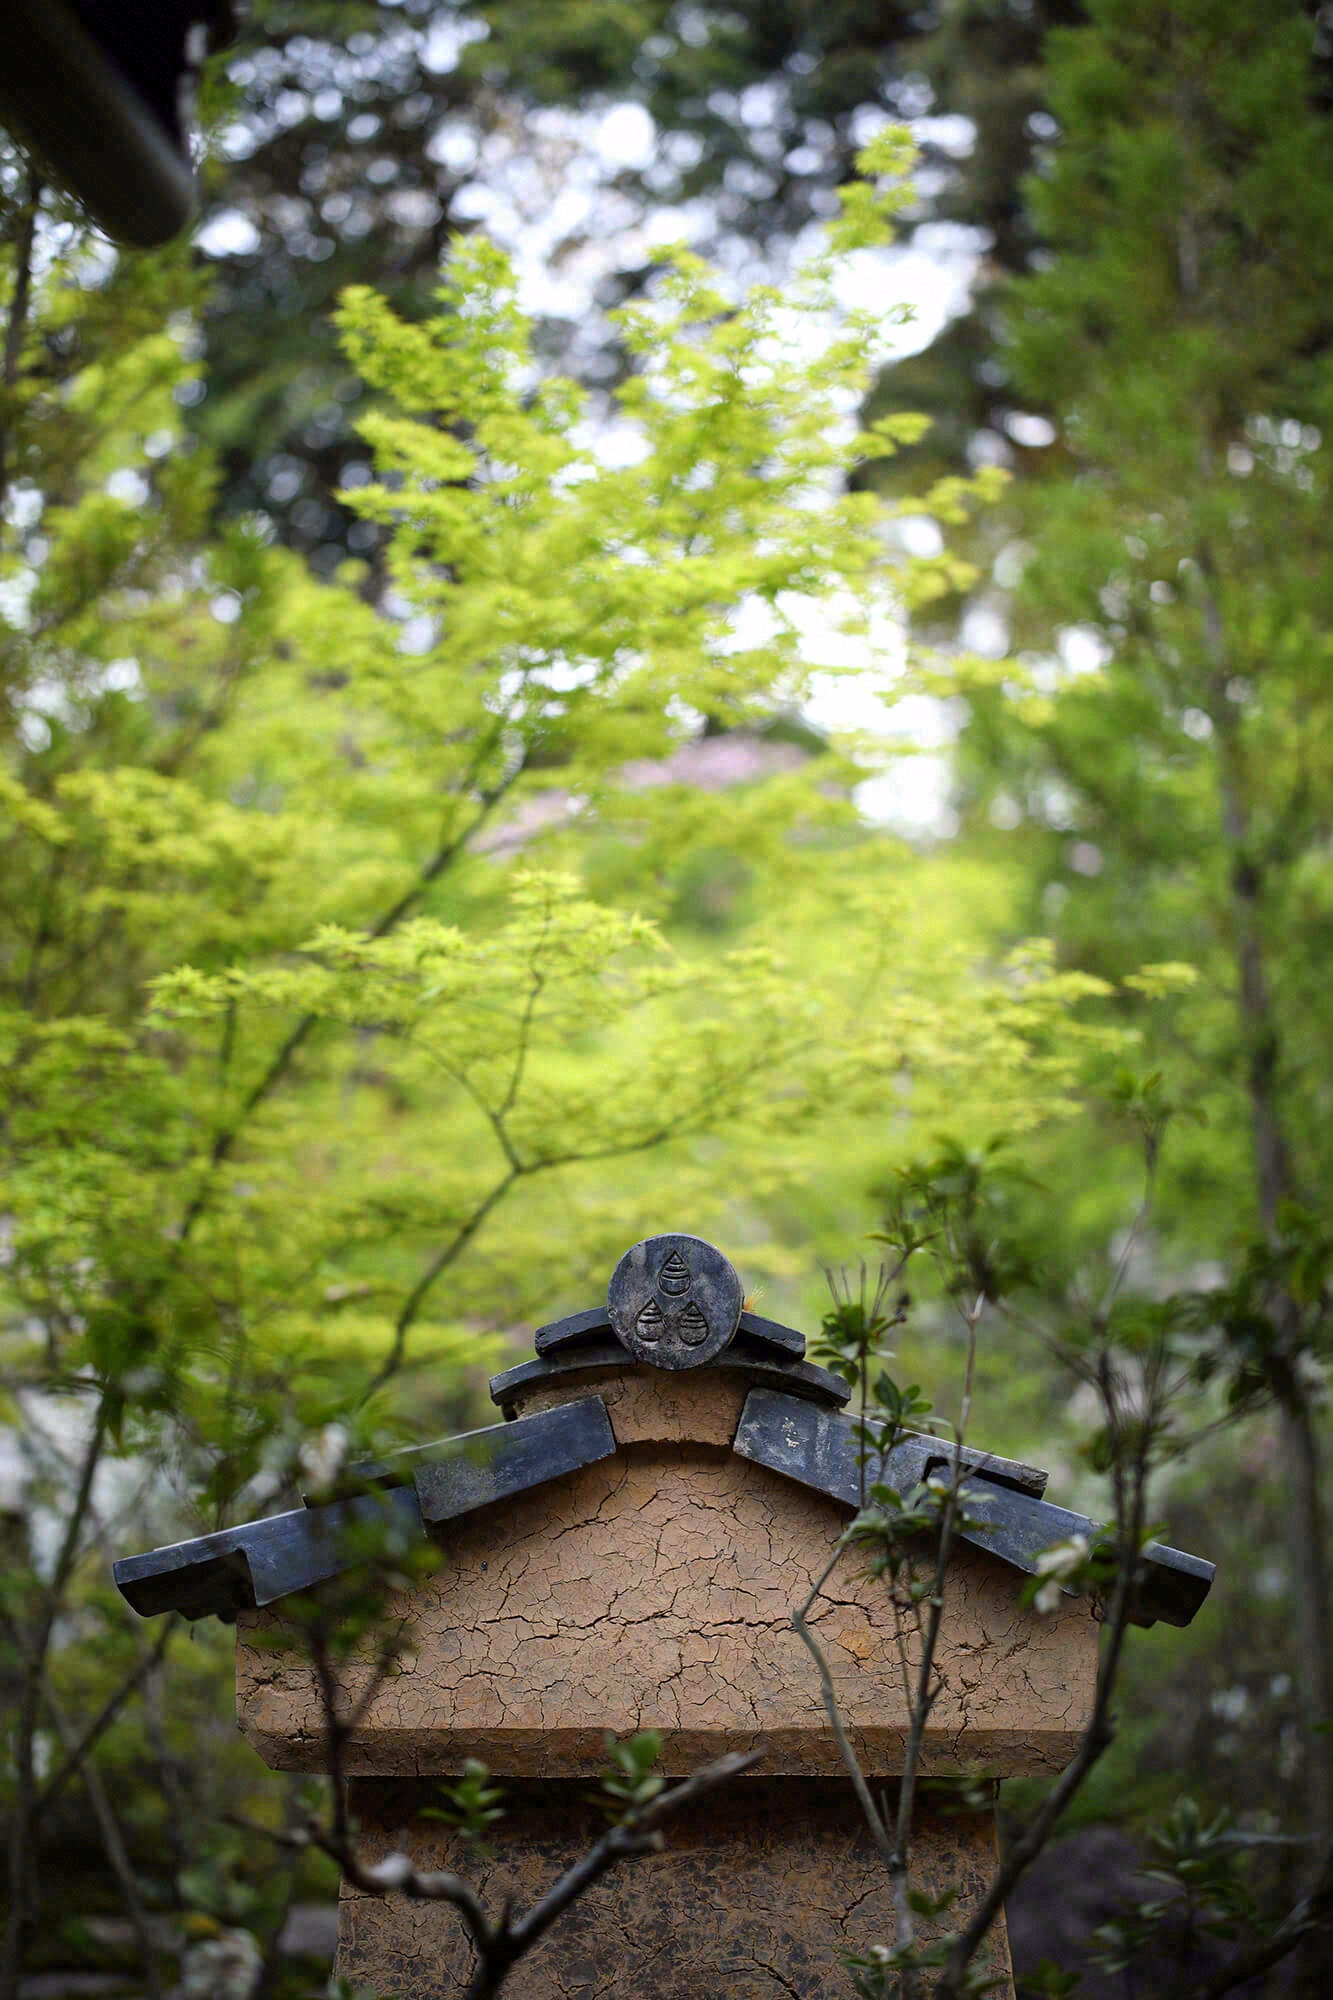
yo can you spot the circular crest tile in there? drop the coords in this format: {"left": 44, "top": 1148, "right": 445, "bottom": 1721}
{"left": 607, "top": 1234, "right": 743, "bottom": 1370}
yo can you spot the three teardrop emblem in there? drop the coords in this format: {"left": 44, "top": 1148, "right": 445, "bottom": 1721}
{"left": 607, "top": 1234, "right": 743, "bottom": 1370}
{"left": 635, "top": 1252, "right": 708, "bottom": 1343}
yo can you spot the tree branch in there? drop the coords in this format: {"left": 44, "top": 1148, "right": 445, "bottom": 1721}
{"left": 933, "top": 1396, "right": 1148, "bottom": 2000}
{"left": 358, "top": 1165, "right": 519, "bottom": 1405}
{"left": 889, "top": 1294, "right": 984, "bottom": 1991}
{"left": 1190, "top": 1843, "right": 1333, "bottom": 2000}
{"left": 792, "top": 1546, "right": 898, "bottom": 1876}
{"left": 35, "top": 1616, "right": 176, "bottom": 1820}
{"left": 1192, "top": 536, "right": 1333, "bottom": 1849}
{"left": 169, "top": 753, "right": 525, "bottom": 1259}
{"left": 502, "top": 1750, "right": 759, "bottom": 1963}
{"left": 3, "top": 1396, "right": 109, "bottom": 1999}
{"left": 233, "top": 1748, "right": 758, "bottom": 2000}
{"left": 0, "top": 167, "right": 42, "bottom": 522}
{"left": 40, "top": 1682, "right": 164, "bottom": 2000}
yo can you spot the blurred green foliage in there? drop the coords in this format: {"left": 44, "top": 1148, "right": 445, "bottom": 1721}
{"left": 2, "top": 0, "right": 1333, "bottom": 1991}
{"left": 0, "top": 125, "right": 1143, "bottom": 1986}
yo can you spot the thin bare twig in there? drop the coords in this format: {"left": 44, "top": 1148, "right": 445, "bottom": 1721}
{"left": 35, "top": 1616, "right": 176, "bottom": 1819}
{"left": 1189, "top": 1843, "right": 1333, "bottom": 2000}
{"left": 792, "top": 1546, "right": 898, "bottom": 1876}
{"left": 232, "top": 1813, "right": 492, "bottom": 1955}
{"left": 168, "top": 751, "right": 525, "bottom": 1261}
{"left": 362, "top": 1033, "right": 811, "bottom": 1402}
{"left": 234, "top": 1748, "right": 757, "bottom": 2000}
{"left": 500, "top": 1750, "right": 759, "bottom": 1961}
{"left": 495, "top": 952, "right": 547, "bottom": 1128}
{"left": 1096, "top": 1153, "right": 1159, "bottom": 1331}
{"left": 41, "top": 1681, "right": 164, "bottom": 1999}
{"left": 253, "top": 1780, "right": 311, "bottom": 2000}
{"left": 889, "top": 1292, "right": 984, "bottom": 1990}
{"left": 932, "top": 1362, "right": 1150, "bottom": 2000}
{"left": 792, "top": 1253, "right": 934, "bottom": 1992}
{"left": 2, "top": 1397, "right": 108, "bottom": 1998}
{"left": 358, "top": 1165, "right": 519, "bottom": 1405}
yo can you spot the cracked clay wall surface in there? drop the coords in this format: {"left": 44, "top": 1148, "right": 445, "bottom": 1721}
{"left": 506, "top": 1365, "right": 753, "bottom": 1445}
{"left": 236, "top": 1371, "right": 1097, "bottom": 1778}
{"left": 337, "top": 1778, "right": 1014, "bottom": 2000}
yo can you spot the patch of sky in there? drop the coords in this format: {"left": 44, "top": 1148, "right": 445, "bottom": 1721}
{"left": 1037, "top": 780, "right": 1079, "bottom": 832}
{"left": 739, "top": 81, "right": 789, "bottom": 136}
{"left": 0, "top": 567, "right": 38, "bottom": 631}
{"left": 675, "top": 7, "right": 713, "bottom": 50}
{"left": 105, "top": 469, "right": 149, "bottom": 506}
{"left": 194, "top": 208, "right": 262, "bottom": 257}
{"left": 397, "top": 615, "right": 437, "bottom": 654}
{"left": 1067, "top": 841, "right": 1103, "bottom": 877}
{"left": 426, "top": 121, "right": 479, "bottom": 173}
{"left": 570, "top": 421, "right": 651, "bottom": 473}
{"left": 1004, "top": 411, "right": 1055, "bottom": 448}
{"left": 597, "top": 103, "right": 658, "bottom": 170}
{"left": 991, "top": 539, "right": 1029, "bottom": 589}
{"left": 1058, "top": 626, "right": 1110, "bottom": 676}
{"left": 386, "top": 189, "right": 443, "bottom": 230}
{"left": 422, "top": 11, "right": 489, "bottom": 75}
{"left": 716, "top": 587, "right": 958, "bottom": 830}
{"left": 960, "top": 603, "right": 1008, "bottom": 659}
{"left": 217, "top": 120, "right": 259, "bottom": 160}
{"left": 3, "top": 483, "right": 43, "bottom": 532}
{"left": 910, "top": 113, "right": 976, "bottom": 159}
{"left": 894, "top": 517, "right": 945, "bottom": 560}
{"left": 853, "top": 760, "right": 957, "bottom": 837}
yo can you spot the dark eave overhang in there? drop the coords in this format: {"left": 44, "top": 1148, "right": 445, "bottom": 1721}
{"left": 113, "top": 1373, "right": 1212, "bottom": 1632}
{"left": 112, "top": 1238, "right": 1215, "bottom": 1633}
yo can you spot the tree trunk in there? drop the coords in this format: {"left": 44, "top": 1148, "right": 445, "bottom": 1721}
{"left": 1212, "top": 673, "right": 1333, "bottom": 1850}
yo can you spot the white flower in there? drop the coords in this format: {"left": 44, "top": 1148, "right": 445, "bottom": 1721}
{"left": 1033, "top": 1533, "right": 1090, "bottom": 1578}
{"left": 298, "top": 1422, "right": 349, "bottom": 1494}
{"left": 1032, "top": 1533, "right": 1090, "bottom": 1613}
{"left": 369, "top": 1852, "right": 414, "bottom": 1889}
{"left": 181, "top": 1930, "right": 262, "bottom": 2000}
{"left": 1294, "top": 1350, "right": 1329, "bottom": 1407}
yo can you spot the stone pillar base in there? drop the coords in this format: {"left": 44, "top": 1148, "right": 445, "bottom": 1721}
{"left": 337, "top": 1777, "right": 1014, "bottom": 1999}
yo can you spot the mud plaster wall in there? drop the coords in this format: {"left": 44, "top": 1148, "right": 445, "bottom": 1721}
{"left": 337, "top": 1778, "right": 1014, "bottom": 2000}
{"left": 507, "top": 1365, "right": 752, "bottom": 1446}
{"left": 236, "top": 1369, "right": 1097, "bottom": 1777}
